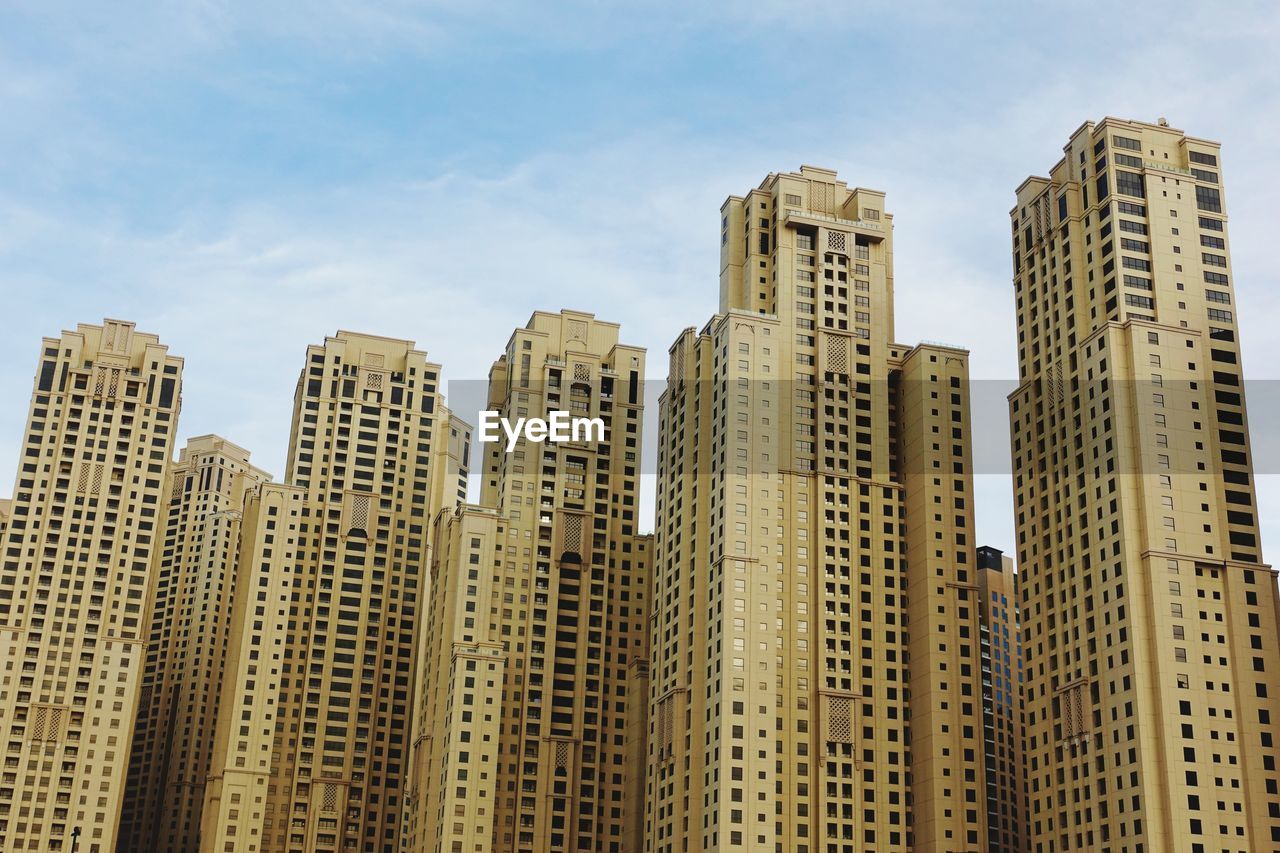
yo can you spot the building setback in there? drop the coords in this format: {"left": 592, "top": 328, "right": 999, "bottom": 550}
{"left": 647, "top": 167, "right": 988, "bottom": 853}
{"left": 0, "top": 319, "right": 184, "bottom": 853}
{"left": 406, "top": 310, "right": 651, "bottom": 853}
{"left": 197, "top": 330, "right": 470, "bottom": 853}
{"left": 1009, "top": 117, "right": 1280, "bottom": 850}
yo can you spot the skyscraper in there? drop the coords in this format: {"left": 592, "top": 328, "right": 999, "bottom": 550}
{"left": 0, "top": 318, "right": 184, "bottom": 853}
{"left": 975, "top": 545, "right": 1025, "bottom": 853}
{"left": 406, "top": 310, "right": 650, "bottom": 853}
{"left": 119, "top": 435, "right": 271, "bottom": 852}
{"left": 647, "top": 167, "right": 988, "bottom": 853}
{"left": 198, "top": 330, "right": 470, "bottom": 853}
{"left": 1009, "top": 117, "right": 1280, "bottom": 850}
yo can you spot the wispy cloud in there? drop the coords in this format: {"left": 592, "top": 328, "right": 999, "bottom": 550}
{"left": 1, "top": 0, "right": 1278, "bottom": 554}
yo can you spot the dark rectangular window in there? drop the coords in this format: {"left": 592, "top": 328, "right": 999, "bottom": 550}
{"left": 1057, "top": 195, "right": 1068, "bottom": 222}
{"left": 1191, "top": 168, "right": 1218, "bottom": 184}
{"left": 1189, "top": 151, "right": 1218, "bottom": 166}
{"left": 1200, "top": 235, "right": 1225, "bottom": 249}
{"left": 1205, "top": 271, "right": 1229, "bottom": 285}
{"left": 1117, "top": 201, "right": 1146, "bottom": 216}
{"left": 1116, "top": 170, "right": 1145, "bottom": 198}
{"left": 1199, "top": 216, "right": 1223, "bottom": 231}
{"left": 1115, "top": 153, "right": 1143, "bottom": 168}
{"left": 1196, "top": 186, "right": 1222, "bottom": 212}
{"left": 1119, "top": 219, "right": 1148, "bottom": 235}
{"left": 38, "top": 361, "right": 55, "bottom": 392}
{"left": 1113, "top": 135, "right": 1141, "bottom": 151}
{"left": 1095, "top": 174, "right": 1109, "bottom": 201}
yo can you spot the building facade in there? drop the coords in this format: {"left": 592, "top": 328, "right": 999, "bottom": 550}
{"left": 975, "top": 545, "right": 1025, "bottom": 853}
{"left": 119, "top": 436, "right": 271, "bottom": 852}
{"left": 406, "top": 310, "right": 650, "bottom": 853}
{"left": 647, "top": 167, "right": 988, "bottom": 853}
{"left": 1009, "top": 117, "right": 1280, "bottom": 851}
{"left": 198, "top": 331, "right": 469, "bottom": 853}
{"left": 0, "top": 319, "right": 184, "bottom": 852}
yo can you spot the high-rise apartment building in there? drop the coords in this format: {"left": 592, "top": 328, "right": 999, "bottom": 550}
{"left": 406, "top": 310, "right": 650, "bottom": 853}
{"left": 118, "top": 435, "right": 270, "bottom": 852}
{"left": 1010, "top": 118, "right": 1280, "bottom": 851}
{"left": 0, "top": 319, "right": 183, "bottom": 853}
{"left": 647, "top": 167, "right": 988, "bottom": 853}
{"left": 975, "top": 545, "right": 1025, "bottom": 853}
{"left": 198, "top": 330, "right": 470, "bottom": 853}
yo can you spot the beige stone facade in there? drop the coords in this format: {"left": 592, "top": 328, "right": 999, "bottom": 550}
{"left": 1010, "top": 117, "right": 1280, "bottom": 851}
{"left": 0, "top": 319, "right": 184, "bottom": 852}
{"left": 197, "top": 330, "right": 470, "bottom": 853}
{"left": 406, "top": 310, "right": 650, "bottom": 853}
{"left": 975, "top": 545, "right": 1026, "bottom": 853}
{"left": 647, "top": 168, "right": 988, "bottom": 853}
{"left": 119, "top": 435, "right": 270, "bottom": 852}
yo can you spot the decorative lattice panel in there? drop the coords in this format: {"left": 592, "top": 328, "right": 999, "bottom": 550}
{"left": 824, "top": 695, "right": 853, "bottom": 744}
{"left": 554, "top": 740, "right": 570, "bottom": 769}
{"left": 1058, "top": 681, "right": 1090, "bottom": 744}
{"left": 347, "top": 493, "right": 371, "bottom": 534}
{"left": 826, "top": 336, "right": 848, "bottom": 376}
{"left": 364, "top": 370, "right": 383, "bottom": 391}
{"left": 827, "top": 230, "right": 847, "bottom": 253}
{"left": 561, "top": 514, "right": 583, "bottom": 555}
{"left": 28, "top": 704, "right": 65, "bottom": 743}
{"left": 321, "top": 783, "right": 339, "bottom": 812}
{"left": 573, "top": 363, "right": 591, "bottom": 382}
{"left": 101, "top": 320, "right": 131, "bottom": 354}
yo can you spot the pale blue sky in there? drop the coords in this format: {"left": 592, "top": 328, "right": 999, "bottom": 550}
{"left": 2, "top": 0, "right": 1279, "bottom": 556}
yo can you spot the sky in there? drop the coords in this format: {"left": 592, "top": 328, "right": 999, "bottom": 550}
{"left": 2, "top": 0, "right": 1279, "bottom": 557}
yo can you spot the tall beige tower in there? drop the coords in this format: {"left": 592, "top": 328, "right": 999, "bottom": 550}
{"left": 0, "top": 319, "right": 183, "bottom": 853}
{"left": 647, "top": 168, "right": 988, "bottom": 853}
{"left": 1010, "top": 118, "right": 1280, "bottom": 851}
{"left": 975, "top": 545, "right": 1026, "bottom": 853}
{"left": 406, "top": 310, "right": 650, "bottom": 853}
{"left": 118, "top": 435, "right": 270, "bottom": 852}
{"left": 197, "top": 330, "right": 469, "bottom": 853}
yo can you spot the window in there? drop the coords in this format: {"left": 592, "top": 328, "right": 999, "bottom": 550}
{"left": 1200, "top": 235, "right": 1224, "bottom": 249}
{"left": 1125, "top": 294, "right": 1154, "bottom": 309}
{"left": 1208, "top": 308, "right": 1233, "bottom": 323}
{"left": 1202, "top": 253, "right": 1226, "bottom": 267}
{"left": 1116, "top": 170, "right": 1145, "bottom": 198}
{"left": 1191, "top": 168, "right": 1218, "bottom": 184}
{"left": 1119, "top": 219, "right": 1148, "bottom": 235}
{"left": 1123, "top": 275, "right": 1152, "bottom": 291}
{"left": 1115, "top": 153, "right": 1143, "bottom": 168}
{"left": 1121, "top": 238, "right": 1150, "bottom": 252}
{"left": 1123, "top": 257, "right": 1151, "bottom": 271}
{"left": 1114, "top": 135, "right": 1141, "bottom": 151}
{"left": 785, "top": 193, "right": 802, "bottom": 206}
{"left": 1117, "top": 201, "right": 1146, "bottom": 216}
{"left": 1057, "top": 195, "right": 1068, "bottom": 221}
{"left": 1198, "top": 216, "right": 1223, "bottom": 232}
{"left": 1196, "top": 186, "right": 1222, "bottom": 213}
{"left": 1205, "top": 290, "right": 1231, "bottom": 304}
{"left": 1204, "top": 271, "right": 1229, "bottom": 285}
{"left": 1189, "top": 150, "right": 1218, "bottom": 166}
